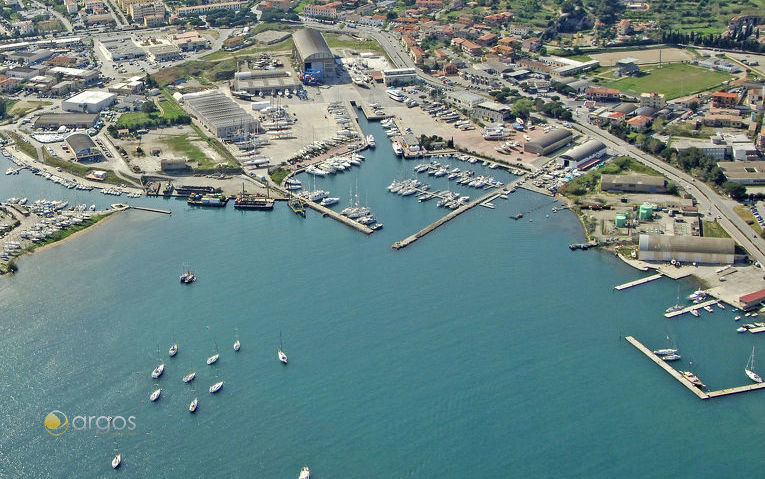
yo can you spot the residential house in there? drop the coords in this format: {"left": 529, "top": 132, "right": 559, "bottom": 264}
{"left": 484, "top": 12, "right": 513, "bottom": 25}
{"left": 627, "top": 115, "right": 653, "bottom": 131}
{"left": 476, "top": 33, "right": 498, "bottom": 47}
{"left": 508, "top": 24, "right": 531, "bottom": 36}
{"left": 586, "top": 87, "right": 621, "bottom": 102}
{"left": 711, "top": 91, "right": 739, "bottom": 108}
{"left": 409, "top": 46, "right": 425, "bottom": 65}
{"left": 12, "top": 20, "right": 35, "bottom": 36}
{"left": 640, "top": 92, "right": 666, "bottom": 109}
{"left": 522, "top": 37, "right": 541, "bottom": 52}
{"left": 617, "top": 19, "right": 632, "bottom": 35}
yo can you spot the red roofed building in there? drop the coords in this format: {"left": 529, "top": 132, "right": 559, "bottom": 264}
{"left": 711, "top": 91, "right": 739, "bottom": 108}
{"left": 461, "top": 39, "right": 483, "bottom": 56}
{"left": 409, "top": 45, "right": 425, "bottom": 64}
{"left": 476, "top": 32, "right": 498, "bottom": 47}
{"left": 484, "top": 12, "right": 513, "bottom": 25}
{"left": 586, "top": 87, "right": 621, "bottom": 101}
{"left": 415, "top": 0, "right": 442, "bottom": 9}
{"left": 458, "top": 15, "right": 474, "bottom": 25}
{"left": 740, "top": 289, "right": 765, "bottom": 311}
{"left": 626, "top": 115, "right": 653, "bottom": 131}
{"left": 522, "top": 37, "right": 541, "bottom": 52}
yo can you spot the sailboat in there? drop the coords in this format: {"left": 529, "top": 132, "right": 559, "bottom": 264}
{"left": 189, "top": 397, "right": 199, "bottom": 413}
{"left": 112, "top": 453, "right": 122, "bottom": 469}
{"left": 665, "top": 283, "right": 683, "bottom": 313}
{"left": 278, "top": 331, "right": 288, "bottom": 364}
{"left": 169, "top": 343, "right": 178, "bottom": 357}
{"left": 745, "top": 347, "right": 763, "bottom": 383}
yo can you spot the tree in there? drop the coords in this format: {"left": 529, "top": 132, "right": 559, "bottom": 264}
{"left": 0, "top": 97, "right": 6, "bottom": 120}
{"left": 512, "top": 98, "right": 533, "bottom": 119}
{"left": 722, "top": 181, "right": 747, "bottom": 200}
{"left": 141, "top": 100, "right": 157, "bottom": 114}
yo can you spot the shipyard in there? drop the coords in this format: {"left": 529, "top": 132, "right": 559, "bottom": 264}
{"left": 2, "top": 1, "right": 765, "bottom": 477}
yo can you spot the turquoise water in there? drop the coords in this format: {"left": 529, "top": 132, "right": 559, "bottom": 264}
{"left": 1, "top": 115, "right": 763, "bottom": 478}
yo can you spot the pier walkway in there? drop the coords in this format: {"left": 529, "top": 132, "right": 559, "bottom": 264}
{"left": 271, "top": 185, "right": 372, "bottom": 235}
{"left": 351, "top": 100, "right": 388, "bottom": 121}
{"left": 664, "top": 299, "right": 719, "bottom": 318}
{"left": 392, "top": 188, "right": 502, "bottom": 250}
{"left": 627, "top": 335, "right": 765, "bottom": 399}
{"left": 615, "top": 274, "right": 663, "bottom": 290}
{"left": 129, "top": 206, "right": 171, "bottom": 215}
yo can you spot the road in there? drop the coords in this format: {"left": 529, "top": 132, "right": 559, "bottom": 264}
{"left": 34, "top": 1, "right": 73, "bottom": 32}
{"left": 574, "top": 119, "right": 765, "bottom": 265}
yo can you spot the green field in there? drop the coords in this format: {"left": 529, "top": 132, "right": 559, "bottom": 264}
{"left": 603, "top": 63, "right": 732, "bottom": 100}
{"left": 702, "top": 220, "right": 731, "bottom": 238}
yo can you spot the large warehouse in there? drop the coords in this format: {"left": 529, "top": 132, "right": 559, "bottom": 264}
{"left": 557, "top": 139, "right": 607, "bottom": 169}
{"left": 65, "top": 133, "right": 101, "bottom": 162}
{"left": 638, "top": 234, "right": 735, "bottom": 265}
{"left": 292, "top": 28, "right": 336, "bottom": 81}
{"left": 524, "top": 128, "right": 573, "bottom": 155}
{"left": 182, "top": 90, "right": 258, "bottom": 140}
{"left": 33, "top": 113, "right": 98, "bottom": 130}
{"left": 233, "top": 69, "right": 301, "bottom": 94}
{"left": 62, "top": 90, "right": 117, "bottom": 113}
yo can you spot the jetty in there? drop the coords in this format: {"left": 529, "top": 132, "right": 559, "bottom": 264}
{"left": 392, "top": 189, "right": 502, "bottom": 250}
{"left": 129, "top": 206, "right": 171, "bottom": 215}
{"left": 664, "top": 298, "right": 719, "bottom": 318}
{"left": 626, "top": 335, "right": 765, "bottom": 399}
{"left": 303, "top": 198, "right": 373, "bottom": 234}
{"left": 351, "top": 100, "right": 388, "bottom": 121}
{"left": 614, "top": 273, "right": 663, "bottom": 290}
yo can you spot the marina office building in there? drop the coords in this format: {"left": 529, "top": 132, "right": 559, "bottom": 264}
{"left": 382, "top": 68, "right": 418, "bottom": 86}
{"left": 182, "top": 90, "right": 258, "bottom": 141}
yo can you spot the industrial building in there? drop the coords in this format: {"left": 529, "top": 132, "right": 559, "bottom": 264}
{"left": 523, "top": 129, "right": 573, "bottom": 155}
{"left": 65, "top": 133, "right": 101, "bottom": 161}
{"left": 557, "top": 139, "right": 607, "bottom": 169}
{"left": 62, "top": 90, "right": 117, "bottom": 113}
{"left": 382, "top": 68, "right": 418, "bottom": 86}
{"left": 473, "top": 101, "right": 512, "bottom": 123}
{"left": 33, "top": 113, "right": 99, "bottom": 130}
{"left": 96, "top": 37, "right": 146, "bottom": 62}
{"left": 47, "top": 67, "right": 100, "bottom": 86}
{"left": 601, "top": 173, "right": 667, "bottom": 193}
{"left": 233, "top": 69, "right": 301, "bottom": 94}
{"left": 292, "top": 28, "right": 336, "bottom": 81}
{"left": 445, "top": 91, "right": 484, "bottom": 109}
{"left": 739, "top": 288, "right": 765, "bottom": 311}
{"left": 717, "top": 161, "right": 765, "bottom": 185}
{"left": 182, "top": 90, "right": 258, "bottom": 141}
{"left": 638, "top": 234, "right": 735, "bottom": 265}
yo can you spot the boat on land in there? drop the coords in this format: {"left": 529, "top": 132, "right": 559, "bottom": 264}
{"left": 112, "top": 454, "right": 122, "bottom": 469}
{"left": 746, "top": 347, "right": 763, "bottom": 383}
{"left": 149, "top": 389, "right": 161, "bottom": 401}
{"left": 169, "top": 344, "right": 178, "bottom": 357}
{"left": 151, "top": 364, "right": 165, "bottom": 379}
{"left": 209, "top": 381, "right": 224, "bottom": 393}
{"left": 183, "top": 372, "right": 196, "bottom": 383}
{"left": 189, "top": 397, "right": 198, "bottom": 413}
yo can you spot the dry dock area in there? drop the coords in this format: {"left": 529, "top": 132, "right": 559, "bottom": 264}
{"left": 615, "top": 274, "right": 663, "bottom": 290}
{"left": 664, "top": 299, "right": 720, "bottom": 318}
{"left": 392, "top": 188, "right": 502, "bottom": 250}
{"left": 626, "top": 336, "right": 765, "bottom": 399}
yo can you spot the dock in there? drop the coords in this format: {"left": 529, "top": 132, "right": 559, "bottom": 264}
{"left": 625, "top": 336, "right": 708, "bottom": 399}
{"left": 129, "top": 206, "right": 171, "bottom": 215}
{"left": 614, "top": 274, "right": 663, "bottom": 290}
{"left": 350, "top": 100, "right": 388, "bottom": 121}
{"left": 664, "top": 299, "right": 719, "bottom": 318}
{"left": 302, "top": 198, "right": 373, "bottom": 234}
{"left": 626, "top": 335, "right": 765, "bottom": 399}
{"left": 392, "top": 189, "right": 502, "bottom": 250}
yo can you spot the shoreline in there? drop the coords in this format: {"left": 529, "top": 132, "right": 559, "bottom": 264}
{"left": 0, "top": 210, "right": 123, "bottom": 277}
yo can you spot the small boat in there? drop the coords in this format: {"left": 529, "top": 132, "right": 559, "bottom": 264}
{"left": 180, "top": 271, "right": 196, "bottom": 284}
{"left": 189, "top": 397, "right": 199, "bottom": 413}
{"left": 207, "top": 353, "right": 219, "bottom": 365}
{"left": 734, "top": 316, "right": 741, "bottom": 321}
{"left": 371, "top": 223, "right": 383, "bottom": 230}
{"left": 233, "top": 340, "right": 241, "bottom": 352}
{"left": 737, "top": 327, "right": 748, "bottom": 333}
{"left": 746, "top": 347, "right": 763, "bottom": 383}
{"left": 299, "top": 466, "right": 311, "bottom": 479}
{"left": 367, "top": 134, "right": 376, "bottom": 148}
{"left": 169, "top": 344, "right": 178, "bottom": 357}
{"left": 209, "top": 381, "right": 224, "bottom": 393}
{"left": 183, "top": 372, "right": 196, "bottom": 383}
{"left": 653, "top": 349, "right": 678, "bottom": 356}
{"left": 690, "top": 309, "right": 700, "bottom": 317}
{"left": 320, "top": 197, "right": 340, "bottom": 207}
{"left": 662, "top": 354, "right": 682, "bottom": 361}
{"left": 681, "top": 371, "right": 705, "bottom": 388}
{"left": 703, "top": 305, "right": 714, "bottom": 313}
{"left": 151, "top": 364, "right": 165, "bottom": 379}
{"left": 149, "top": 389, "right": 161, "bottom": 401}
{"left": 717, "top": 302, "right": 725, "bottom": 309}
{"left": 278, "top": 349, "right": 288, "bottom": 364}
{"left": 112, "top": 454, "right": 122, "bottom": 469}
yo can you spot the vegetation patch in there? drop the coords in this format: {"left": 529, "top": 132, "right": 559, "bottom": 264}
{"left": 603, "top": 63, "right": 732, "bottom": 100}
{"left": 702, "top": 220, "right": 731, "bottom": 238}
{"left": 269, "top": 167, "right": 290, "bottom": 185}
{"left": 734, "top": 205, "right": 763, "bottom": 235}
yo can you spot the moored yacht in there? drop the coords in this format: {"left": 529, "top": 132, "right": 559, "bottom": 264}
{"left": 169, "top": 344, "right": 178, "bottom": 357}
{"left": 392, "top": 142, "right": 404, "bottom": 156}
{"left": 746, "top": 347, "right": 763, "bottom": 383}
{"left": 690, "top": 309, "right": 700, "bottom": 317}
{"left": 209, "top": 381, "right": 224, "bottom": 393}
{"left": 149, "top": 389, "right": 161, "bottom": 401}
{"left": 299, "top": 466, "right": 311, "bottom": 479}
{"left": 207, "top": 353, "right": 219, "bottom": 365}
{"left": 653, "top": 349, "right": 678, "bottom": 356}
{"left": 183, "top": 372, "right": 196, "bottom": 383}
{"left": 367, "top": 134, "right": 376, "bottom": 147}
{"left": 320, "top": 197, "right": 340, "bottom": 207}
{"left": 151, "top": 364, "right": 165, "bottom": 379}
{"left": 189, "top": 397, "right": 198, "bottom": 413}
{"left": 112, "top": 454, "right": 122, "bottom": 469}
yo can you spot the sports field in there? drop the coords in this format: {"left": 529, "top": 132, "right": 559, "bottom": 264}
{"left": 602, "top": 63, "right": 732, "bottom": 99}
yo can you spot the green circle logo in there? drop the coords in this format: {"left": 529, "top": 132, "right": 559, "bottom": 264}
{"left": 44, "top": 410, "right": 69, "bottom": 436}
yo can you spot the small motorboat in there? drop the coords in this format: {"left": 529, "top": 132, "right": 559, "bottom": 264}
{"left": 703, "top": 305, "right": 714, "bottom": 313}
{"left": 737, "top": 327, "right": 748, "bottom": 333}
{"left": 653, "top": 349, "right": 678, "bottom": 356}
{"left": 690, "top": 309, "right": 700, "bottom": 317}
{"left": 209, "top": 381, "right": 224, "bottom": 394}
{"left": 207, "top": 354, "right": 219, "bottom": 365}
{"left": 662, "top": 354, "right": 682, "bottom": 361}
{"left": 278, "top": 349, "right": 288, "bottom": 364}
{"left": 233, "top": 340, "right": 241, "bottom": 352}
{"left": 717, "top": 302, "right": 725, "bottom": 309}
{"left": 151, "top": 364, "right": 165, "bottom": 379}
{"left": 183, "top": 372, "right": 196, "bottom": 383}
{"left": 169, "top": 344, "right": 178, "bottom": 357}
{"left": 299, "top": 466, "right": 311, "bottom": 479}
{"left": 149, "top": 389, "right": 161, "bottom": 402}
{"left": 189, "top": 397, "right": 198, "bottom": 413}
{"left": 112, "top": 454, "right": 122, "bottom": 469}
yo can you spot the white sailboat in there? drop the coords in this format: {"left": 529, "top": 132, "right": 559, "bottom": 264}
{"left": 112, "top": 453, "right": 122, "bottom": 469}
{"left": 207, "top": 353, "right": 219, "bottom": 365}
{"left": 169, "top": 343, "right": 178, "bottom": 357}
{"left": 183, "top": 372, "right": 196, "bottom": 383}
{"left": 209, "top": 381, "right": 224, "bottom": 393}
{"left": 746, "top": 347, "right": 763, "bottom": 383}
{"left": 151, "top": 364, "right": 165, "bottom": 379}
{"left": 149, "top": 388, "right": 161, "bottom": 402}
{"left": 278, "top": 331, "right": 288, "bottom": 364}
{"left": 299, "top": 466, "right": 311, "bottom": 479}
{"left": 189, "top": 397, "right": 199, "bottom": 413}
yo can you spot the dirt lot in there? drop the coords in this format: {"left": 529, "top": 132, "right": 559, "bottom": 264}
{"left": 590, "top": 47, "right": 695, "bottom": 66}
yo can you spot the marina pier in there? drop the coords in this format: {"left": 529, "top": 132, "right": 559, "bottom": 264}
{"left": 664, "top": 299, "right": 720, "bottom": 318}
{"left": 271, "top": 184, "right": 373, "bottom": 235}
{"left": 626, "top": 336, "right": 765, "bottom": 399}
{"left": 614, "top": 273, "right": 663, "bottom": 290}
{"left": 392, "top": 188, "right": 502, "bottom": 250}
{"left": 129, "top": 206, "right": 172, "bottom": 215}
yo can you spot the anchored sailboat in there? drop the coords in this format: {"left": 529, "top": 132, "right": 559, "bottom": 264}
{"left": 746, "top": 347, "right": 763, "bottom": 383}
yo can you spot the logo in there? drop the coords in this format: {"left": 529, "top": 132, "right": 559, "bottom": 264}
{"left": 43, "top": 411, "right": 137, "bottom": 436}
{"left": 44, "top": 410, "right": 69, "bottom": 436}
